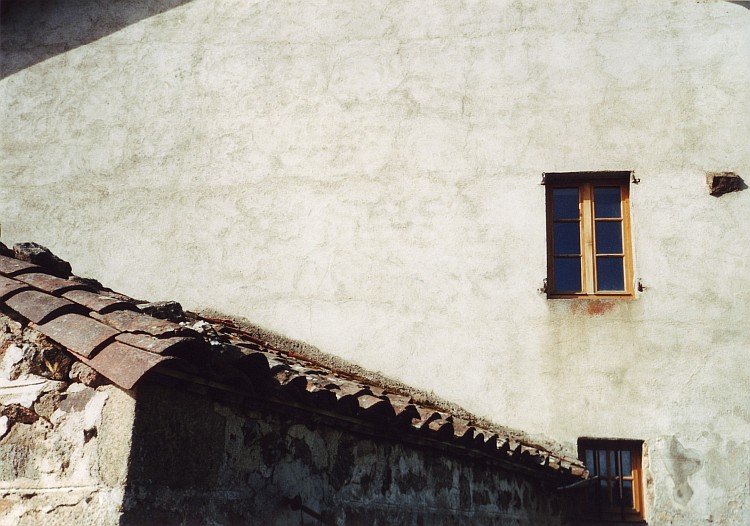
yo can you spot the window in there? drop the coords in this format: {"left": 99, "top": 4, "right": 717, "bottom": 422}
{"left": 578, "top": 438, "right": 645, "bottom": 523}
{"left": 545, "top": 172, "right": 633, "bottom": 297}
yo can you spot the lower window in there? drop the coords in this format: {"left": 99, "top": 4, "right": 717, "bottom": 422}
{"left": 578, "top": 438, "right": 645, "bottom": 522}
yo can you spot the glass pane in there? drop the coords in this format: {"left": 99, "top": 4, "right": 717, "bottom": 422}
{"left": 598, "top": 450, "right": 608, "bottom": 477}
{"left": 585, "top": 449, "right": 595, "bottom": 472}
{"left": 553, "top": 222, "right": 580, "bottom": 254}
{"left": 611, "top": 450, "right": 618, "bottom": 476}
{"left": 621, "top": 480, "right": 634, "bottom": 508}
{"left": 622, "top": 450, "right": 632, "bottom": 475}
{"left": 552, "top": 188, "right": 580, "bottom": 220}
{"left": 554, "top": 257, "right": 581, "bottom": 292}
{"left": 594, "top": 187, "right": 622, "bottom": 218}
{"left": 596, "top": 257, "right": 625, "bottom": 291}
{"left": 595, "top": 221, "right": 623, "bottom": 254}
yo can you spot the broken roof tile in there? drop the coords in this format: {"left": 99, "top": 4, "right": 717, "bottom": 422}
{"left": 14, "top": 272, "right": 92, "bottom": 295}
{"left": 5, "top": 289, "right": 81, "bottom": 324}
{"left": 62, "top": 289, "right": 137, "bottom": 314}
{"left": 76, "top": 340, "right": 174, "bottom": 390}
{"left": 0, "top": 254, "right": 40, "bottom": 276}
{"left": 35, "top": 313, "right": 119, "bottom": 358}
{"left": 91, "top": 309, "right": 194, "bottom": 337}
{"left": 115, "top": 332, "right": 198, "bottom": 356}
{"left": 0, "top": 275, "right": 31, "bottom": 301}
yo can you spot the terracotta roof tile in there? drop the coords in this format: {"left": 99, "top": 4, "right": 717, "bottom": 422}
{"left": 0, "top": 255, "right": 40, "bottom": 276}
{"left": 76, "top": 341, "right": 174, "bottom": 390}
{"left": 0, "top": 275, "right": 31, "bottom": 301}
{"left": 91, "top": 309, "right": 194, "bottom": 337}
{"left": 412, "top": 407, "right": 442, "bottom": 430}
{"left": 356, "top": 394, "right": 396, "bottom": 421}
{"left": 307, "top": 388, "right": 338, "bottom": 410}
{"left": 451, "top": 417, "right": 476, "bottom": 442}
{"left": 63, "top": 289, "right": 137, "bottom": 314}
{"left": 234, "top": 351, "right": 272, "bottom": 382}
{"left": 114, "top": 332, "right": 198, "bottom": 356}
{"left": 14, "top": 272, "right": 92, "bottom": 295}
{"left": 389, "top": 398, "right": 420, "bottom": 423}
{"left": 333, "top": 394, "right": 361, "bottom": 416}
{"left": 0, "top": 249, "right": 585, "bottom": 480}
{"left": 5, "top": 289, "right": 81, "bottom": 324}
{"left": 427, "top": 418, "right": 454, "bottom": 439}
{"left": 35, "top": 313, "right": 119, "bottom": 358}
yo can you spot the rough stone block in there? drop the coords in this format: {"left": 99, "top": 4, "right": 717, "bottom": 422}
{"left": 706, "top": 171, "right": 746, "bottom": 196}
{"left": 12, "top": 242, "right": 72, "bottom": 278}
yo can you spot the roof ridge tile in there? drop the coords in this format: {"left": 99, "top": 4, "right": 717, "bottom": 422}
{"left": 0, "top": 254, "right": 41, "bottom": 277}
{"left": 5, "top": 289, "right": 84, "bottom": 324}
{"left": 34, "top": 313, "right": 119, "bottom": 358}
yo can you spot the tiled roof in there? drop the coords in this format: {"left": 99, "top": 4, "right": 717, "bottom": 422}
{"left": 0, "top": 245, "right": 586, "bottom": 480}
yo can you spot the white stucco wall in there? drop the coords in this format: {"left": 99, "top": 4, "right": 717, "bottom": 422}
{"left": 2, "top": 1, "right": 749, "bottom": 523}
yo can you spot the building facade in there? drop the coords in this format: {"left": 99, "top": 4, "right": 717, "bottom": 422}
{"left": 2, "top": 1, "right": 749, "bottom": 523}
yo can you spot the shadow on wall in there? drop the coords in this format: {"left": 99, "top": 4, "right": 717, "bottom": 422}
{"left": 0, "top": 0, "right": 194, "bottom": 79}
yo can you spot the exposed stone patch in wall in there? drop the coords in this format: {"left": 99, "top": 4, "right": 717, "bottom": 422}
{"left": 122, "top": 381, "right": 576, "bottom": 525}
{"left": 665, "top": 436, "right": 702, "bottom": 505}
{"left": 0, "top": 311, "right": 134, "bottom": 526}
{"left": 706, "top": 171, "right": 746, "bottom": 196}
{"left": 646, "top": 433, "right": 750, "bottom": 526}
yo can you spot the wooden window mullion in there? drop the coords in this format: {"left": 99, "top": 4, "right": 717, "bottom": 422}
{"left": 581, "top": 183, "right": 595, "bottom": 293}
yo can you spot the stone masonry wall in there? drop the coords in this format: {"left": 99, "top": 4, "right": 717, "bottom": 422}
{"left": 123, "top": 381, "right": 575, "bottom": 526}
{"left": 0, "top": 312, "right": 134, "bottom": 526}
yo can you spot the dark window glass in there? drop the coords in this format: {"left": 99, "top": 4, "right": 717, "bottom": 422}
{"left": 594, "top": 187, "right": 622, "bottom": 218}
{"left": 552, "top": 188, "right": 580, "bottom": 220}
{"left": 598, "top": 450, "right": 608, "bottom": 477}
{"left": 595, "top": 221, "right": 623, "bottom": 254}
{"left": 622, "top": 450, "right": 631, "bottom": 475}
{"left": 585, "top": 449, "right": 595, "bottom": 471}
{"left": 579, "top": 441, "right": 642, "bottom": 521}
{"left": 553, "top": 223, "right": 581, "bottom": 254}
{"left": 620, "top": 480, "right": 633, "bottom": 508}
{"left": 596, "top": 257, "right": 625, "bottom": 291}
{"left": 554, "top": 257, "right": 581, "bottom": 291}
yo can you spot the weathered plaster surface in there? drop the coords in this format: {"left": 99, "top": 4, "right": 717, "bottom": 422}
{"left": 0, "top": 314, "right": 134, "bottom": 525}
{"left": 123, "top": 381, "right": 574, "bottom": 525}
{"left": 2, "top": 1, "right": 750, "bottom": 523}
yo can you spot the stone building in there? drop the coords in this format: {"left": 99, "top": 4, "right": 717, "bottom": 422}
{"left": 2, "top": 1, "right": 750, "bottom": 524}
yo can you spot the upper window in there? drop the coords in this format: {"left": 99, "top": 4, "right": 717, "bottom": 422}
{"left": 545, "top": 172, "right": 633, "bottom": 297}
{"left": 578, "top": 438, "right": 645, "bottom": 523}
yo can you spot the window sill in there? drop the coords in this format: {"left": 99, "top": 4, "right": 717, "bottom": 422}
{"left": 547, "top": 293, "right": 635, "bottom": 300}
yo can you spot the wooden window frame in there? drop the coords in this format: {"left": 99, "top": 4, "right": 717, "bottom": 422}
{"left": 545, "top": 172, "right": 634, "bottom": 298}
{"left": 578, "top": 438, "right": 645, "bottom": 523}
